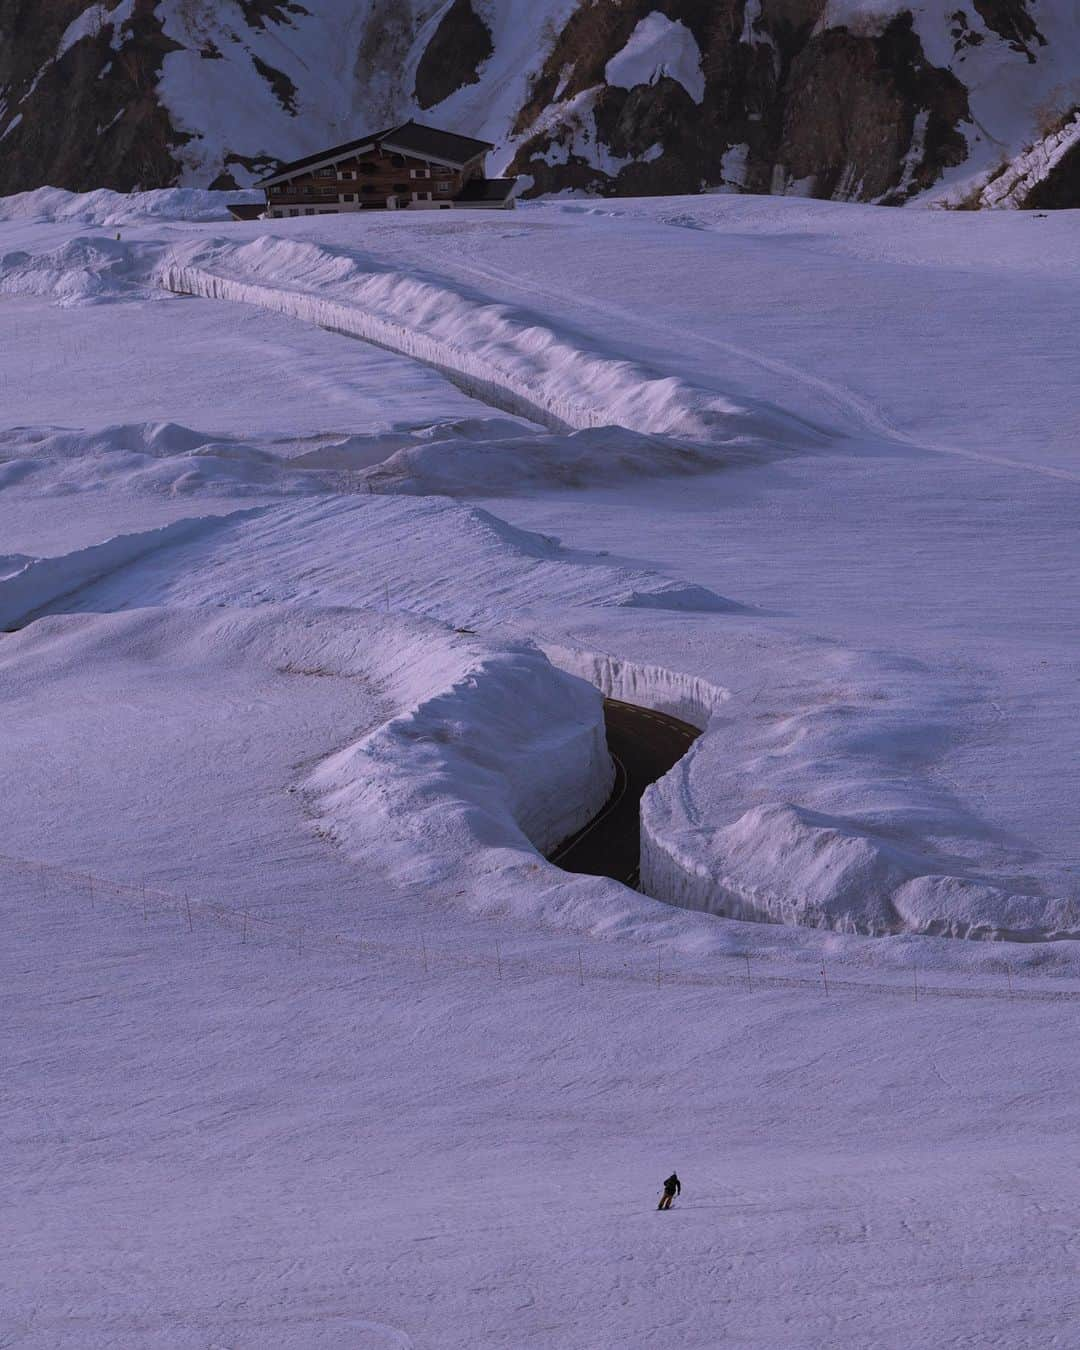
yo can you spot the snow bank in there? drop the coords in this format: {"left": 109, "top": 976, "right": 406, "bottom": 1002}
{"left": 356, "top": 421, "right": 743, "bottom": 494}
{"left": 637, "top": 649, "right": 1080, "bottom": 943}
{"left": 0, "top": 235, "right": 144, "bottom": 305}
{"left": 0, "top": 512, "right": 252, "bottom": 629}
{"left": 605, "top": 14, "right": 706, "bottom": 104}
{"left": 305, "top": 620, "right": 613, "bottom": 879}
{"left": 0, "top": 186, "right": 260, "bottom": 226}
{"left": 159, "top": 235, "right": 819, "bottom": 452}
{"left": 642, "top": 799, "right": 1080, "bottom": 942}
{"left": 0, "top": 604, "right": 612, "bottom": 885}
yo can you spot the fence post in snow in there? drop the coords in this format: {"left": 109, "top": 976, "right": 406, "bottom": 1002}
{"left": 241, "top": 913, "right": 248, "bottom": 945}
{"left": 820, "top": 963, "right": 829, "bottom": 997}
{"left": 578, "top": 949, "right": 585, "bottom": 988}
{"left": 420, "top": 932, "right": 429, "bottom": 974}
{"left": 297, "top": 927, "right": 303, "bottom": 956}
{"left": 141, "top": 882, "right": 148, "bottom": 922}
{"left": 1005, "top": 962, "right": 1014, "bottom": 1000}
{"left": 88, "top": 875, "right": 95, "bottom": 910}
{"left": 184, "top": 895, "right": 193, "bottom": 931}
{"left": 913, "top": 963, "right": 918, "bottom": 1004}
{"left": 656, "top": 950, "right": 661, "bottom": 991}
{"left": 745, "top": 954, "right": 752, "bottom": 994}
{"left": 496, "top": 941, "right": 502, "bottom": 981}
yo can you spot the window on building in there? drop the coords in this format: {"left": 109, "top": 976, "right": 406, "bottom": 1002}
{"left": 339, "top": 170, "right": 355, "bottom": 180}
{"left": 412, "top": 191, "right": 432, "bottom": 202}
{"left": 410, "top": 168, "right": 430, "bottom": 179}
{"left": 289, "top": 209, "right": 300, "bottom": 217}
{"left": 316, "top": 167, "right": 335, "bottom": 178}
{"left": 436, "top": 181, "right": 452, "bottom": 192}
{"left": 304, "top": 208, "right": 315, "bottom": 215}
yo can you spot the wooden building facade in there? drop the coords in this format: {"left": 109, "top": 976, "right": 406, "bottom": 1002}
{"left": 257, "top": 121, "right": 516, "bottom": 217}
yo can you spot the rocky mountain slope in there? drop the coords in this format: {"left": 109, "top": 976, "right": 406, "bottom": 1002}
{"left": 0, "top": 0, "right": 1077, "bottom": 206}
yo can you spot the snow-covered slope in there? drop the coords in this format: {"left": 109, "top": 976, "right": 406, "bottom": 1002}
{"left": 0, "top": 1, "right": 1077, "bottom": 206}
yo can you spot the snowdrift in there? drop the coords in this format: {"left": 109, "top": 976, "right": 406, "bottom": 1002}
{"left": 0, "top": 422, "right": 331, "bottom": 500}
{"left": 636, "top": 652, "right": 1080, "bottom": 944}
{"left": 0, "top": 496, "right": 735, "bottom": 630}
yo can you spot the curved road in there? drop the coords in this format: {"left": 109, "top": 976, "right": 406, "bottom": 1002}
{"left": 548, "top": 698, "right": 700, "bottom": 887}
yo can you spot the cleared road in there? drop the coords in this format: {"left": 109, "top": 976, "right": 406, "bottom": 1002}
{"left": 548, "top": 698, "right": 700, "bottom": 887}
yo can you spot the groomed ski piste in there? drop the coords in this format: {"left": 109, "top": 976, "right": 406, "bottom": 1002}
{"left": 3, "top": 186, "right": 1079, "bottom": 1348}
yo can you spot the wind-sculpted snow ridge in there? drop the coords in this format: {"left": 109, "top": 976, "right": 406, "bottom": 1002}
{"left": 159, "top": 235, "right": 823, "bottom": 452}
{"left": 0, "top": 511, "right": 256, "bottom": 630}
{"left": 0, "top": 495, "right": 736, "bottom": 629}
{"left": 638, "top": 646, "right": 1080, "bottom": 944}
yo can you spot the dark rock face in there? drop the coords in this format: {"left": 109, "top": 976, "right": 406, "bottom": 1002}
{"left": 510, "top": 0, "right": 970, "bottom": 205}
{"left": 777, "top": 14, "right": 969, "bottom": 203}
{"left": 1026, "top": 140, "right": 1080, "bottom": 208}
{"left": 0, "top": 0, "right": 187, "bottom": 195}
{"left": 414, "top": 0, "right": 494, "bottom": 111}
{"left": 973, "top": 0, "right": 1045, "bottom": 54}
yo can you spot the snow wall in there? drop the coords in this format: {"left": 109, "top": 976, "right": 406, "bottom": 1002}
{"left": 546, "top": 641, "right": 1080, "bottom": 943}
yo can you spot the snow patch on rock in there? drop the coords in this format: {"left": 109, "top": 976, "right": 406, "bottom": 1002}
{"left": 605, "top": 14, "right": 706, "bottom": 105}
{"left": 977, "top": 109, "right": 1080, "bottom": 208}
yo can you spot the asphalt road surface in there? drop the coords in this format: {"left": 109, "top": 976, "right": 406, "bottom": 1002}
{"left": 548, "top": 698, "right": 700, "bottom": 888}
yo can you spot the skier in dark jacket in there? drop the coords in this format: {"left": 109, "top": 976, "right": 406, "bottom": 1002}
{"left": 657, "top": 1172, "right": 681, "bottom": 1210}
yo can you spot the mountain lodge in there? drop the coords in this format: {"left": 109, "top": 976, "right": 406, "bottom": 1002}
{"left": 255, "top": 121, "right": 516, "bottom": 217}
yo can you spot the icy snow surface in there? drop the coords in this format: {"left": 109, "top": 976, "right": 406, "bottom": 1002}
{"left": 2, "top": 187, "right": 1080, "bottom": 1347}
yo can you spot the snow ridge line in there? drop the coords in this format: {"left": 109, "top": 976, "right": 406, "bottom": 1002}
{"left": 6, "top": 850, "right": 1072, "bottom": 1004}
{"left": 0, "top": 509, "right": 260, "bottom": 630}
{"left": 160, "top": 263, "right": 619, "bottom": 435}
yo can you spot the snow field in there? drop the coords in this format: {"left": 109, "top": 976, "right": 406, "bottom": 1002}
{"left": 8, "top": 858, "right": 1080, "bottom": 1350}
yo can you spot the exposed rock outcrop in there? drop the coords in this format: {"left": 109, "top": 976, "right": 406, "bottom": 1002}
{"left": 414, "top": 0, "right": 494, "bottom": 111}
{"left": 0, "top": 0, "right": 1076, "bottom": 207}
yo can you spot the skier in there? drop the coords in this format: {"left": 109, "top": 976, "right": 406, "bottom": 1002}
{"left": 657, "top": 1171, "right": 681, "bottom": 1210}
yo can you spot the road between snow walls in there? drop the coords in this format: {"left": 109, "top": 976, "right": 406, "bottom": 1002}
{"left": 3, "top": 193, "right": 1079, "bottom": 953}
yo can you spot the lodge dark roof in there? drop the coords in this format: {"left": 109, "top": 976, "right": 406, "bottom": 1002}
{"left": 258, "top": 121, "right": 495, "bottom": 186}
{"left": 455, "top": 177, "right": 517, "bottom": 203}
